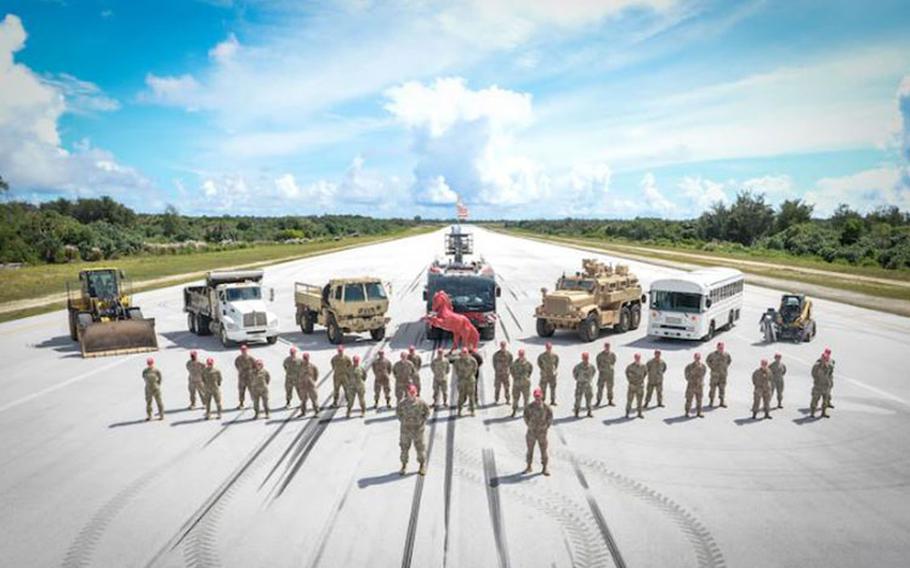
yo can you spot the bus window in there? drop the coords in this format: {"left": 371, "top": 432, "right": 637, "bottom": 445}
{"left": 651, "top": 290, "right": 702, "bottom": 313}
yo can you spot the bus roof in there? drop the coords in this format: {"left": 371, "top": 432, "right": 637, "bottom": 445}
{"left": 649, "top": 267, "right": 743, "bottom": 294}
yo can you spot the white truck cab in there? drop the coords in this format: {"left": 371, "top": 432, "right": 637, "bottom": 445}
{"left": 184, "top": 270, "right": 279, "bottom": 346}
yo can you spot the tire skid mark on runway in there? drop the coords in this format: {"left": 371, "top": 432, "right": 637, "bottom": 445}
{"left": 401, "top": 264, "right": 429, "bottom": 300}
{"left": 568, "top": 458, "right": 626, "bottom": 568}
{"left": 505, "top": 304, "right": 524, "bottom": 333}
{"left": 481, "top": 448, "right": 511, "bottom": 568}
{"left": 442, "top": 372, "right": 458, "bottom": 567}
{"left": 401, "top": 396, "right": 440, "bottom": 568}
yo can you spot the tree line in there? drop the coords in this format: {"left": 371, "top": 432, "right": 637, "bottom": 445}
{"left": 505, "top": 192, "right": 910, "bottom": 270}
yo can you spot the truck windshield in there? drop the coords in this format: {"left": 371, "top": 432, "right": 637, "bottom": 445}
{"left": 651, "top": 290, "right": 702, "bottom": 313}
{"left": 430, "top": 277, "right": 495, "bottom": 312}
{"left": 344, "top": 284, "right": 366, "bottom": 302}
{"left": 365, "top": 282, "right": 387, "bottom": 300}
{"left": 557, "top": 278, "right": 594, "bottom": 292}
{"left": 226, "top": 287, "right": 261, "bottom": 302}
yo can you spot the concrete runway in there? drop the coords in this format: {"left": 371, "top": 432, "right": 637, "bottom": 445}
{"left": 1, "top": 227, "right": 908, "bottom": 568}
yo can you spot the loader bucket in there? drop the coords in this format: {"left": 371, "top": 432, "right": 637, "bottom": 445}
{"left": 79, "top": 319, "right": 159, "bottom": 358}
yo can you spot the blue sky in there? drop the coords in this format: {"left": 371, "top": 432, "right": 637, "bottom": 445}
{"left": 1, "top": 0, "right": 909, "bottom": 218}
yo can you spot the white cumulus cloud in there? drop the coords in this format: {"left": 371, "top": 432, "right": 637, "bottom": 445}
{"left": 641, "top": 172, "right": 674, "bottom": 216}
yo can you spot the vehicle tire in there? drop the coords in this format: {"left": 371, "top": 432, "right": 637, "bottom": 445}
{"left": 480, "top": 326, "right": 495, "bottom": 341}
{"left": 705, "top": 321, "right": 716, "bottom": 341}
{"left": 613, "top": 308, "right": 631, "bottom": 334}
{"left": 76, "top": 313, "right": 93, "bottom": 339}
{"left": 327, "top": 315, "right": 343, "bottom": 345}
{"left": 188, "top": 313, "right": 197, "bottom": 334}
{"left": 300, "top": 311, "right": 315, "bottom": 334}
{"left": 536, "top": 318, "right": 555, "bottom": 338}
{"left": 267, "top": 335, "right": 278, "bottom": 345}
{"left": 370, "top": 326, "right": 386, "bottom": 341}
{"left": 579, "top": 312, "right": 600, "bottom": 342}
{"left": 127, "top": 308, "right": 144, "bottom": 320}
{"left": 630, "top": 304, "right": 642, "bottom": 330}
{"left": 220, "top": 325, "right": 231, "bottom": 348}
{"left": 727, "top": 311, "right": 735, "bottom": 330}
{"left": 198, "top": 315, "right": 212, "bottom": 336}
{"left": 68, "top": 311, "right": 78, "bottom": 341}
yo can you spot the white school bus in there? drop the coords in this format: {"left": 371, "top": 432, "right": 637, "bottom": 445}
{"left": 647, "top": 268, "right": 744, "bottom": 340}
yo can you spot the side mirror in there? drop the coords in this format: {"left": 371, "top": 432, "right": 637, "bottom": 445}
{"left": 540, "top": 287, "right": 548, "bottom": 295}
{"left": 496, "top": 287, "right": 502, "bottom": 297}
{"left": 641, "top": 294, "right": 647, "bottom": 304}
{"left": 269, "top": 288, "right": 275, "bottom": 302}
{"left": 705, "top": 299, "right": 713, "bottom": 308}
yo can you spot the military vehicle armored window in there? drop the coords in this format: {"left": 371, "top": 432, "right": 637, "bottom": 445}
{"left": 534, "top": 258, "right": 645, "bottom": 342}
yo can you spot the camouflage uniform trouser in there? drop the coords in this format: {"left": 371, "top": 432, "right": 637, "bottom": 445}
{"left": 252, "top": 387, "right": 269, "bottom": 416}
{"left": 685, "top": 387, "right": 703, "bottom": 415}
{"left": 645, "top": 381, "right": 663, "bottom": 407}
{"left": 457, "top": 378, "right": 476, "bottom": 412}
{"left": 494, "top": 371, "right": 511, "bottom": 403}
{"left": 400, "top": 425, "right": 426, "bottom": 465}
{"left": 770, "top": 378, "right": 784, "bottom": 405}
{"left": 413, "top": 375, "right": 422, "bottom": 397}
{"left": 526, "top": 429, "right": 549, "bottom": 466}
{"left": 374, "top": 377, "right": 391, "bottom": 405}
{"left": 512, "top": 380, "right": 531, "bottom": 413}
{"left": 626, "top": 386, "right": 643, "bottom": 415}
{"left": 238, "top": 373, "right": 251, "bottom": 406}
{"left": 395, "top": 380, "right": 409, "bottom": 404}
{"left": 345, "top": 383, "right": 366, "bottom": 414}
{"left": 810, "top": 388, "right": 831, "bottom": 414}
{"left": 332, "top": 374, "right": 346, "bottom": 406}
{"left": 433, "top": 379, "right": 448, "bottom": 406}
{"left": 296, "top": 385, "right": 319, "bottom": 414}
{"left": 539, "top": 374, "right": 557, "bottom": 404}
{"left": 188, "top": 379, "right": 204, "bottom": 407}
{"left": 752, "top": 387, "right": 771, "bottom": 414}
{"left": 574, "top": 383, "right": 593, "bottom": 413}
{"left": 709, "top": 373, "right": 727, "bottom": 404}
{"left": 285, "top": 377, "right": 297, "bottom": 406}
{"left": 596, "top": 372, "right": 614, "bottom": 404}
{"left": 203, "top": 388, "right": 222, "bottom": 418}
{"left": 145, "top": 387, "right": 164, "bottom": 418}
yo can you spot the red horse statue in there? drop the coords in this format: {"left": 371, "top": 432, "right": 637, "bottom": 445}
{"left": 426, "top": 290, "right": 479, "bottom": 352}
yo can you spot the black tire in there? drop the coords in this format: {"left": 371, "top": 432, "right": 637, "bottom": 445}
{"left": 727, "top": 311, "right": 735, "bottom": 330}
{"left": 536, "top": 318, "right": 555, "bottom": 338}
{"left": 578, "top": 312, "right": 600, "bottom": 342}
{"left": 220, "top": 325, "right": 231, "bottom": 348}
{"left": 267, "top": 335, "right": 278, "bottom": 345}
{"left": 630, "top": 304, "right": 642, "bottom": 330}
{"left": 76, "top": 312, "right": 93, "bottom": 340}
{"left": 188, "top": 313, "right": 197, "bottom": 334}
{"left": 613, "top": 307, "right": 631, "bottom": 334}
{"left": 370, "top": 326, "right": 386, "bottom": 341}
{"left": 68, "top": 311, "right": 78, "bottom": 341}
{"left": 705, "top": 321, "right": 716, "bottom": 341}
{"left": 480, "top": 325, "right": 495, "bottom": 341}
{"left": 426, "top": 324, "right": 442, "bottom": 340}
{"left": 198, "top": 315, "right": 212, "bottom": 336}
{"left": 326, "top": 315, "right": 343, "bottom": 345}
{"left": 300, "top": 311, "right": 315, "bottom": 334}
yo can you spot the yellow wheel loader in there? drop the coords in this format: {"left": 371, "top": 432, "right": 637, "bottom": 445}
{"left": 66, "top": 268, "right": 158, "bottom": 357}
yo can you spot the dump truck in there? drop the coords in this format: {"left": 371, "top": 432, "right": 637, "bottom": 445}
{"left": 761, "top": 294, "right": 816, "bottom": 343}
{"left": 535, "top": 258, "right": 645, "bottom": 342}
{"left": 295, "top": 277, "right": 390, "bottom": 344}
{"left": 184, "top": 270, "right": 279, "bottom": 347}
{"left": 66, "top": 268, "right": 158, "bottom": 357}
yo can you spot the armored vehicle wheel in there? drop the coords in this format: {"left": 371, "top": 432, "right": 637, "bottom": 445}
{"left": 76, "top": 312, "right": 93, "bottom": 338}
{"left": 536, "top": 318, "right": 555, "bottom": 338}
{"left": 630, "top": 304, "right": 642, "bottom": 329}
{"left": 300, "top": 311, "right": 315, "bottom": 334}
{"left": 68, "top": 311, "right": 79, "bottom": 340}
{"left": 187, "top": 313, "right": 197, "bottom": 334}
{"left": 370, "top": 326, "right": 386, "bottom": 341}
{"left": 327, "top": 315, "right": 343, "bottom": 344}
{"left": 480, "top": 326, "right": 495, "bottom": 341}
{"left": 578, "top": 313, "right": 599, "bottom": 342}
{"left": 220, "top": 325, "right": 231, "bottom": 347}
{"left": 613, "top": 307, "right": 631, "bottom": 334}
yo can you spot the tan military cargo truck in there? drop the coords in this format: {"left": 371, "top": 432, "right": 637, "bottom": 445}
{"left": 295, "top": 277, "right": 390, "bottom": 344}
{"left": 534, "top": 258, "right": 645, "bottom": 342}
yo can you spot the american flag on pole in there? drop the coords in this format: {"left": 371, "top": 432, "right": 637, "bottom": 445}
{"left": 456, "top": 197, "right": 469, "bottom": 221}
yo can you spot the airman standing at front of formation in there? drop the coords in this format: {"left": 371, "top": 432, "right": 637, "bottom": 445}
{"left": 186, "top": 350, "right": 205, "bottom": 409}
{"left": 397, "top": 384, "right": 430, "bottom": 476}
{"left": 510, "top": 349, "right": 533, "bottom": 418}
{"left": 625, "top": 353, "right": 646, "bottom": 419}
{"left": 573, "top": 352, "right": 596, "bottom": 418}
{"left": 331, "top": 345, "right": 353, "bottom": 408}
{"left": 492, "top": 341, "right": 513, "bottom": 405}
{"left": 393, "top": 352, "right": 417, "bottom": 405}
{"left": 751, "top": 359, "right": 773, "bottom": 420}
{"left": 346, "top": 355, "right": 367, "bottom": 418}
{"left": 537, "top": 342, "right": 560, "bottom": 405}
{"left": 431, "top": 348, "right": 451, "bottom": 410}
{"left": 595, "top": 342, "right": 616, "bottom": 407}
{"left": 202, "top": 357, "right": 223, "bottom": 420}
{"left": 250, "top": 359, "right": 271, "bottom": 419}
{"left": 810, "top": 350, "right": 834, "bottom": 418}
{"left": 644, "top": 350, "right": 667, "bottom": 408}
{"left": 769, "top": 353, "right": 787, "bottom": 408}
{"left": 234, "top": 344, "right": 254, "bottom": 409}
{"left": 296, "top": 352, "right": 320, "bottom": 416}
{"left": 371, "top": 350, "right": 393, "bottom": 409}
{"left": 453, "top": 347, "right": 479, "bottom": 416}
{"left": 407, "top": 345, "right": 423, "bottom": 395}
{"left": 142, "top": 357, "right": 164, "bottom": 421}
{"left": 283, "top": 346, "right": 302, "bottom": 408}
{"left": 524, "top": 388, "right": 553, "bottom": 476}
{"left": 706, "top": 342, "right": 732, "bottom": 408}
{"left": 684, "top": 353, "right": 706, "bottom": 418}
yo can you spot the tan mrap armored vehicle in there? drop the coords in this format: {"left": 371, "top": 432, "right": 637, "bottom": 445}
{"left": 535, "top": 258, "right": 645, "bottom": 342}
{"left": 295, "top": 277, "right": 390, "bottom": 344}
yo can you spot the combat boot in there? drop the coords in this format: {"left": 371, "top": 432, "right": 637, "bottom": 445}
{"left": 586, "top": 409, "right": 593, "bottom": 418}
{"left": 254, "top": 411, "right": 260, "bottom": 420}
{"left": 510, "top": 409, "right": 516, "bottom": 418}
{"left": 205, "top": 413, "right": 210, "bottom": 420}
{"left": 697, "top": 412, "right": 704, "bottom": 418}
{"left": 752, "top": 411, "right": 757, "bottom": 419}
{"left": 637, "top": 411, "right": 644, "bottom": 419}
{"left": 595, "top": 397, "right": 602, "bottom": 407}
{"left": 399, "top": 463, "right": 407, "bottom": 476}
{"left": 574, "top": 409, "right": 579, "bottom": 418}
{"left": 524, "top": 462, "right": 532, "bottom": 474}
{"left": 827, "top": 402, "right": 835, "bottom": 409}
{"left": 551, "top": 400, "right": 557, "bottom": 406}
{"left": 346, "top": 408, "right": 352, "bottom": 418}
{"left": 624, "top": 411, "right": 630, "bottom": 419}
{"left": 707, "top": 398, "right": 714, "bottom": 408}
{"left": 265, "top": 411, "right": 270, "bottom": 419}
{"left": 145, "top": 415, "right": 151, "bottom": 422}
{"left": 719, "top": 398, "right": 727, "bottom": 408}
{"left": 157, "top": 414, "right": 164, "bottom": 421}
{"left": 418, "top": 463, "right": 426, "bottom": 476}
{"left": 542, "top": 463, "right": 550, "bottom": 476}
{"left": 765, "top": 412, "right": 772, "bottom": 420}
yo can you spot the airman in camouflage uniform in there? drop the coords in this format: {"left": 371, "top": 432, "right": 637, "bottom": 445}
{"left": 202, "top": 357, "right": 223, "bottom": 420}
{"left": 407, "top": 345, "right": 423, "bottom": 395}
{"left": 250, "top": 359, "right": 271, "bottom": 419}
{"left": 595, "top": 342, "right": 616, "bottom": 407}
{"left": 706, "top": 342, "right": 732, "bottom": 408}
{"left": 510, "top": 349, "right": 533, "bottom": 417}
{"left": 234, "top": 344, "right": 255, "bottom": 409}
{"left": 331, "top": 345, "right": 353, "bottom": 408}
{"left": 296, "top": 352, "right": 320, "bottom": 416}
{"left": 751, "top": 359, "right": 773, "bottom": 420}
{"left": 524, "top": 388, "right": 553, "bottom": 476}
{"left": 537, "top": 342, "right": 560, "bottom": 405}
{"left": 810, "top": 351, "right": 834, "bottom": 418}
{"left": 684, "top": 353, "right": 705, "bottom": 418}
{"left": 573, "top": 352, "right": 596, "bottom": 418}
{"left": 492, "top": 341, "right": 513, "bottom": 405}
{"left": 283, "top": 347, "right": 303, "bottom": 408}
{"left": 142, "top": 357, "right": 164, "bottom": 421}
{"left": 625, "top": 353, "right": 646, "bottom": 419}
{"left": 186, "top": 351, "right": 205, "bottom": 409}
{"left": 393, "top": 353, "right": 417, "bottom": 404}
{"left": 431, "top": 349, "right": 451, "bottom": 409}
{"left": 470, "top": 347, "right": 483, "bottom": 401}
{"left": 644, "top": 350, "right": 667, "bottom": 408}
{"left": 346, "top": 355, "right": 367, "bottom": 418}
{"left": 769, "top": 353, "right": 787, "bottom": 409}
{"left": 372, "top": 350, "right": 393, "bottom": 409}
{"left": 822, "top": 347, "right": 835, "bottom": 409}
{"left": 453, "top": 348, "right": 479, "bottom": 416}
{"left": 397, "top": 384, "right": 430, "bottom": 476}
